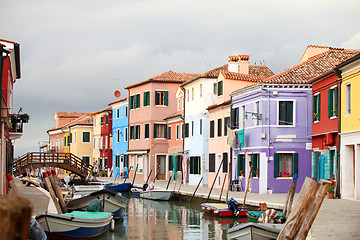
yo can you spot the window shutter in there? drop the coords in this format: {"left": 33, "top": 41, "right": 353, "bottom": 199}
{"left": 312, "top": 95, "right": 316, "bottom": 122}
{"left": 223, "top": 152, "right": 228, "bottom": 173}
{"left": 210, "top": 120, "right": 214, "bottom": 138}
{"left": 328, "top": 89, "right": 333, "bottom": 118}
{"left": 230, "top": 108, "right": 236, "bottom": 130}
{"left": 251, "top": 154, "right": 256, "bottom": 177}
{"left": 164, "top": 124, "right": 167, "bottom": 138}
{"left": 153, "top": 123, "right": 157, "bottom": 138}
{"left": 218, "top": 81, "right": 223, "bottom": 96}
{"left": 137, "top": 94, "right": 140, "bottom": 108}
{"left": 317, "top": 94, "right": 321, "bottom": 121}
{"left": 293, "top": 153, "right": 298, "bottom": 175}
{"left": 145, "top": 124, "right": 149, "bottom": 138}
{"left": 155, "top": 91, "right": 159, "bottom": 105}
{"left": 130, "top": 95, "right": 134, "bottom": 109}
{"left": 165, "top": 91, "right": 168, "bottom": 106}
{"left": 213, "top": 83, "right": 218, "bottom": 95}
{"left": 274, "top": 153, "right": 279, "bottom": 178}
{"left": 143, "top": 92, "right": 147, "bottom": 106}
{"left": 334, "top": 87, "right": 338, "bottom": 116}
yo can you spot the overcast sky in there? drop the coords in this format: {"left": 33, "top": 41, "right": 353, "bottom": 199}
{"left": 1, "top": 0, "right": 360, "bottom": 157}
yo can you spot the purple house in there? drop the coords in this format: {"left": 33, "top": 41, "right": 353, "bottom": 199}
{"left": 230, "top": 82, "right": 312, "bottom": 194}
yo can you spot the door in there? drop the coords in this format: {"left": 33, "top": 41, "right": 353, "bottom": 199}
{"left": 157, "top": 155, "right": 166, "bottom": 180}
{"left": 318, "top": 154, "right": 325, "bottom": 180}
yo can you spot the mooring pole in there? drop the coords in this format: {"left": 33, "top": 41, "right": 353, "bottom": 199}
{"left": 166, "top": 172, "right": 173, "bottom": 190}
{"left": 219, "top": 173, "right": 227, "bottom": 201}
{"left": 206, "top": 158, "right": 225, "bottom": 203}
{"left": 190, "top": 176, "right": 203, "bottom": 204}
{"left": 131, "top": 164, "right": 138, "bottom": 187}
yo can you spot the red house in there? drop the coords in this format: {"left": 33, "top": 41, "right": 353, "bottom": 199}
{"left": 99, "top": 107, "right": 113, "bottom": 173}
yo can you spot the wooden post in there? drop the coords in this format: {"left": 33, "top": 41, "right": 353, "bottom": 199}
{"left": 242, "top": 165, "right": 253, "bottom": 207}
{"left": 49, "top": 169, "right": 68, "bottom": 213}
{"left": 219, "top": 173, "right": 227, "bottom": 201}
{"left": 0, "top": 194, "right": 33, "bottom": 240}
{"left": 277, "top": 177, "right": 320, "bottom": 240}
{"left": 190, "top": 177, "right": 203, "bottom": 204}
{"left": 166, "top": 172, "right": 173, "bottom": 190}
{"left": 283, "top": 174, "right": 298, "bottom": 218}
{"left": 206, "top": 157, "right": 225, "bottom": 203}
{"left": 131, "top": 164, "right": 138, "bottom": 186}
{"left": 294, "top": 179, "right": 332, "bottom": 240}
{"left": 177, "top": 174, "right": 183, "bottom": 193}
{"left": 43, "top": 172, "right": 62, "bottom": 214}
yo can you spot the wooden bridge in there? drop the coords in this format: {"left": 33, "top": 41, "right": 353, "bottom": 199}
{"left": 13, "top": 152, "right": 93, "bottom": 178}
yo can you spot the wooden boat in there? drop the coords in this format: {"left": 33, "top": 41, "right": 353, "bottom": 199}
{"left": 105, "top": 182, "right": 132, "bottom": 192}
{"left": 139, "top": 189, "right": 174, "bottom": 201}
{"left": 66, "top": 189, "right": 128, "bottom": 219}
{"left": 247, "top": 211, "right": 283, "bottom": 223}
{"left": 201, "top": 203, "right": 248, "bottom": 217}
{"left": 227, "top": 222, "right": 284, "bottom": 240}
{"left": 35, "top": 211, "right": 113, "bottom": 240}
{"left": 69, "top": 184, "right": 105, "bottom": 199}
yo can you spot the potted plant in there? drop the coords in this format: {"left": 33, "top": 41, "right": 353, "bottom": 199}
{"left": 281, "top": 170, "right": 290, "bottom": 177}
{"left": 99, "top": 170, "right": 108, "bottom": 177}
{"left": 328, "top": 185, "right": 335, "bottom": 199}
{"left": 20, "top": 113, "right": 30, "bottom": 123}
{"left": 255, "top": 170, "right": 259, "bottom": 178}
{"left": 240, "top": 169, "right": 244, "bottom": 177}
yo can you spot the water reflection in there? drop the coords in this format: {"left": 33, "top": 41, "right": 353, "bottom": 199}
{"left": 100, "top": 197, "right": 245, "bottom": 240}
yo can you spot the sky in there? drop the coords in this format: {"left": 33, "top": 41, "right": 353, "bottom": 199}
{"left": 1, "top": 0, "right": 360, "bottom": 157}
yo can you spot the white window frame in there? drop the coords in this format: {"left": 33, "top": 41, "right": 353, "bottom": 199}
{"left": 124, "top": 127, "right": 128, "bottom": 142}
{"left": 116, "top": 108, "right": 120, "bottom": 119}
{"left": 82, "top": 131, "right": 91, "bottom": 143}
{"left": 176, "top": 124, "right": 179, "bottom": 140}
{"left": 345, "top": 83, "right": 351, "bottom": 116}
{"left": 277, "top": 99, "right": 296, "bottom": 127}
{"left": 117, "top": 128, "right": 120, "bottom": 143}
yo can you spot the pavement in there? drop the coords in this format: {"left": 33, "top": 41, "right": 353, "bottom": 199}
{"left": 14, "top": 176, "right": 360, "bottom": 240}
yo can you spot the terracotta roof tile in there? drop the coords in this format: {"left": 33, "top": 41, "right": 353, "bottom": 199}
{"left": 55, "top": 111, "right": 91, "bottom": 119}
{"left": 91, "top": 107, "right": 112, "bottom": 116}
{"left": 108, "top": 96, "right": 128, "bottom": 106}
{"left": 265, "top": 48, "right": 360, "bottom": 84}
{"left": 126, "top": 70, "right": 200, "bottom": 89}
{"left": 201, "top": 64, "right": 274, "bottom": 78}
{"left": 220, "top": 70, "right": 265, "bottom": 82}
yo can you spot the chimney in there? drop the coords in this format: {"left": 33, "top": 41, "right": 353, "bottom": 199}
{"left": 238, "top": 55, "right": 249, "bottom": 74}
{"left": 227, "top": 55, "right": 239, "bottom": 73}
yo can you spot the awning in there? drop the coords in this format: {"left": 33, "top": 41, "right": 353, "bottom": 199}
{"left": 127, "top": 149, "right": 149, "bottom": 155}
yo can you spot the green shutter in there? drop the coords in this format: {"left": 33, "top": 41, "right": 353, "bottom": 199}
{"left": 137, "top": 94, "right": 140, "bottom": 108}
{"left": 251, "top": 154, "right": 257, "bottom": 177}
{"left": 328, "top": 89, "right": 333, "bottom": 118}
{"left": 130, "top": 95, "right": 134, "bottom": 109}
{"left": 143, "top": 92, "right": 147, "bottom": 106}
{"left": 312, "top": 95, "right": 316, "bottom": 122}
{"left": 155, "top": 91, "right": 159, "bottom": 105}
{"left": 317, "top": 94, "right": 321, "bottom": 121}
{"left": 218, "top": 81, "right": 223, "bottom": 96}
{"left": 213, "top": 83, "right": 218, "bottom": 95}
{"left": 334, "top": 87, "right": 338, "bottom": 116}
{"left": 274, "top": 153, "right": 279, "bottom": 178}
{"left": 165, "top": 91, "right": 168, "bottom": 106}
{"left": 164, "top": 124, "right": 167, "bottom": 138}
{"left": 153, "top": 123, "right": 157, "bottom": 138}
{"left": 293, "top": 153, "right": 298, "bottom": 175}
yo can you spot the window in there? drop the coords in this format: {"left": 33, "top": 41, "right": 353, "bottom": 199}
{"left": 199, "top": 119, "right": 202, "bottom": 135}
{"left": 117, "top": 129, "right": 120, "bottom": 143}
{"left": 169, "top": 155, "right": 174, "bottom": 171}
{"left": 279, "top": 101, "right": 294, "bottom": 125}
{"left": 155, "top": 90, "right": 168, "bottom": 106}
{"left": 116, "top": 108, "right": 120, "bottom": 119}
{"left": 213, "top": 82, "right": 218, "bottom": 95}
{"left": 115, "top": 155, "right": 120, "bottom": 168}
{"left": 101, "top": 116, "right": 104, "bottom": 125}
{"left": 82, "top": 132, "right": 90, "bottom": 143}
{"left": 125, "top": 106, "right": 128, "bottom": 117}
{"left": 105, "top": 136, "right": 108, "bottom": 149}
{"left": 224, "top": 117, "right": 230, "bottom": 136}
{"left": 200, "top": 84, "right": 202, "bottom": 97}
{"left": 130, "top": 94, "right": 140, "bottom": 109}
{"left": 130, "top": 126, "right": 134, "bottom": 140}
{"left": 105, "top": 114, "right": 108, "bottom": 124}
{"left": 251, "top": 154, "right": 260, "bottom": 177}
{"left": 135, "top": 125, "right": 140, "bottom": 139}
{"left": 191, "top": 121, "right": 194, "bottom": 137}
{"left": 313, "top": 94, "right": 320, "bottom": 122}
{"left": 168, "top": 126, "right": 172, "bottom": 140}
{"left": 186, "top": 89, "right": 189, "bottom": 102}
{"left": 100, "top": 137, "right": 103, "bottom": 149}
{"left": 185, "top": 123, "right": 189, "bottom": 138}
{"left": 230, "top": 107, "right": 239, "bottom": 129}
{"left": 255, "top": 101, "right": 260, "bottom": 126}
{"left": 345, "top": 84, "right": 351, "bottom": 115}
{"left": 181, "top": 123, "right": 184, "bottom": 139}
{"left": 217, "top": 81, "right": 223, "bottom": 96}
{"left": 237, "top": 154, "right": 245, "bottom": 177}
{"left": 209, "top": 153, "right": 216, "bottom": 172}
{"left": 328, "top": 87, "right": 338, "bottom": 118}
{"left": 176, "top": 124, "right": 179, "bottom": 140}
{"left": 154, "top": 123, "right": 167, "bottom": 138}
{"left": 104, "top": 158, "right": 108, "bottom": 169}
{"left": 191, "top": 87, "right": 194, "bottom": 100}
{"left": 178, "top": 98, "right": 181, "bottom": 110}
{"left": 63, "top": 137, "right": 66, "bottom": 147}
{"left": 274, "top": 153, "right": 298, "bottom": 177}
{"left": 69, "top": 133, "right": 72, "bottom": 144}
{"left": 190, "top": 156, "right": 201, "bottom": 174}
{"left": 82, "top": 156, "right": 90, "bottom": 163}
{"left": 218, "top": 118, "right": 222, "bottom": 137}
{"left": 143, "top": 91, "right": 150, "bottom": 106}
{"left": 210, "top": 120, "right": 215, "bottom": 138}
{"left": 124, "top": 127, "right": 128, "bottom": 142}
{"left": 223, "top": 152, "right": 228, "bottom": 173}
{"left": 145, "top": 123, "right": 149, "bottom": 139}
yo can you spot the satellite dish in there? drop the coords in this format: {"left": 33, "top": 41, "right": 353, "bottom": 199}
{"left": 114, "top": 90, "right": 121, "bottom": 98}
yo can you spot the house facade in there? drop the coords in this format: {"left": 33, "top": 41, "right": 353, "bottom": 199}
{"left": 109, "top": 97, "right": 129, "bottom": 178}
{"left": 336, "top": 54, "right": 360, "bottom": 200}
{"left": 126, "top": 71, "right": 198, "bottom": 182}
{"left": 99, "top": 107, "right": 113, "bottom": 173}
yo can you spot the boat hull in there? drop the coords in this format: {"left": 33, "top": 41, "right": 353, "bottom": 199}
{"left": 227, "top": 223, "right": 283, "bottom": 240}
{"left": 35, "top": 211, "right": 112, "bottom": 240}
{"left": 105, "top": 182, "right": 132, "bottom": 192}
{"left": 139, "top": 190, "right": 174, "bottom": 201}
{"left": 201, "top": 203, "right": 248, "bottom": 217}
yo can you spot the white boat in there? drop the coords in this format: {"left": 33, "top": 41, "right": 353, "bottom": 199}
{"left": 66, "top": 189, "right": 128, "bottom": 219}
{"left": 35, "top": 211, "right": 113, "bottom": 240}
{"left": 139, "top": 189, "right": 174, "bottom": 201}
{"left": 227, "top": 222, "right": 284, "bottom": 240}
{"left": 69, "top": 184, "right": 105, "bottom": 199}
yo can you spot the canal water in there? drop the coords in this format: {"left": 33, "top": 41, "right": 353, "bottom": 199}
{"left": 100, "top": 196, "right": 250, "bottom": 240}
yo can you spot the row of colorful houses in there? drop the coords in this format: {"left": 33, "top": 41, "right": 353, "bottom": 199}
{"left": 47, "top": 45, "right": 360, "bottom": 200}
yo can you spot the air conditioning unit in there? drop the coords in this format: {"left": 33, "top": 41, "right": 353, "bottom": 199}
{"left": 324, "top": 133, "right": 335, "bottom": 146}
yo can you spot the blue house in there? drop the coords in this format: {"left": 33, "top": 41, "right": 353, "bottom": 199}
{"left": 109, "top": 97, "right": 129, "bottom": 178}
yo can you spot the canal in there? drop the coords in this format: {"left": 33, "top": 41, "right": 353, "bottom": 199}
{"left": 100, "top": 196, "right": 250, "bottom": 240}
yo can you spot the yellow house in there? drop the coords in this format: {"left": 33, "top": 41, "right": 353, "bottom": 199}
{"left": 337, "top": 53, "right": 360, "bottom": 200}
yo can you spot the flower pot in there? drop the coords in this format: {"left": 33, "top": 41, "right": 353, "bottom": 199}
{"left": 328, "top": 192, "right": 334, "bottom": 199}
{"left": 281, "top": 174, "right": 290, "bottom": 177}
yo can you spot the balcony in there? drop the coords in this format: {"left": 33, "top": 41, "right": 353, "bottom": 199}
{"left": 9, "top": 113, "right": 29, "bottom": 140}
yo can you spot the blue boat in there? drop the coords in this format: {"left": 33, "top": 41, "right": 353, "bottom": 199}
{"left": 35, "top": 211, "right": 113, "bottom": 240}
{"left": 105, "top": 182, "right": 132, "bottom": 192}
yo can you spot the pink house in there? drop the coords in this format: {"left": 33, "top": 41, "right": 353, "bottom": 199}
{"left": 125, "top": 71, "right": 199, "bottom": 181}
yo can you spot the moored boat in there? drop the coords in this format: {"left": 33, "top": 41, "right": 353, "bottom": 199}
{"left": 227, "top": 222, "right": 284, "bottom": 240}
{"left": 66, "top": 189, "right": 128, "bottom": 219}
{"left": 139, "top": 189, "right": 174, "bottom": 201}
{"left": 201, "top": 203, "right": 248, "bottom": 217}
{"left": 35, "top": 211, "right": 113, "bottom": 240}
{"left": 105, "top": 182, "right": 132, "bottom": 192}
{"left": 247, "top": 210, "right": 283, "bottom": 223}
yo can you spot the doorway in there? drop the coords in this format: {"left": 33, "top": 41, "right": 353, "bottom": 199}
{"left": 156, "top": 155, "right": 166, "bottom": 180}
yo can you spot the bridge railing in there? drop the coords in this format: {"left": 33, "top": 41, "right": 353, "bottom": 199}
{"left": 14, "top": 152, "right": 93, "bottom": 177}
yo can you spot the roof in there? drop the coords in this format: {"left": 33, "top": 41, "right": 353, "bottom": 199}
{"left": 164, "top": 112, "right": 183, "bottom": 121}
{"left": 207, "top": 100, "right": 231, "bottom": 111}
{"left": 108, "top": 96, "right": 128, "bottom": 106}
{"left": 48, "top": 114, "right": 93, "bottom": 132}
{"left": 220, "top": 70, "right": 265, "bottom": 82}
{"left": 55, "top": 111, "right": 91, "bottom": 119}
{"left": 265, "top": 48, "right": 360, "bottom": 84}
{"left": 334, "top": 52, "right": 360, "bottom": 70}
{"left": 125, "top": 70, "right": 200, "bottom": 89}
{"left": 91, "top": 107, "right": 112, "bottom": 116}
{"left": 200, "top": 64, "right": 274, "bottom": 79}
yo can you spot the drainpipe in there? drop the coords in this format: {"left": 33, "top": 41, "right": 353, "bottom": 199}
{"left": 334, "top": 69, "right": 342, "bottom": 198}
{"left": 180, "top": 85, "right": 186, "bottom": 183}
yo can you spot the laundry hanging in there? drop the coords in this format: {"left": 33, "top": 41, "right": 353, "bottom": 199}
{"left": 227, "top": 126, "right": 233, "bottom": 146}
{"left": 238, "top": 129, "right": 244, "bottom": 150}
